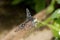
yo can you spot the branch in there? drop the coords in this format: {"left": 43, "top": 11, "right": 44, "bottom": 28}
{"left": 2, "top": 10, "right": 53, "bottom": 40}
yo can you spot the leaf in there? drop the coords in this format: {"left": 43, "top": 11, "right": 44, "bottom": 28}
{"left": 50, "top": 15, "right": 60, "bottom": 37}
{"left": 55, "top": 18, "right": 60, "bottom": 24}
{"left": 46, "top": 5, "right": 54, "bottom": 14}
{"left": 34, "top": 0, "right": 45, "bottom": 12}
{"left": 51, "top": 18, "right": 60, "bottom": 37}
{"left": 52, "top": 29, "right": 59, "bottom": 37}
{"left": 11, "top": 0, "right": 45, "bottom": 12}
{"left": 51, "top": 9, "right": 60, "bottom": 19}
{"left": 56, "top": 0, "right": 60, "bottom": 4}
{"left": 51, "top": 22, "right": 60, "bottom": 37}
{"left": 11, "top": 0, "right": 23, "bottom": 5}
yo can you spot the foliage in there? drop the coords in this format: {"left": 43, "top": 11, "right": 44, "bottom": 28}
{"left": 34, "top": 0, "right": 45, "bottom": 12}
{"left": 35, "top": 0, "right": 60, "bottom": 40}
{"left": 56, "top": 0, "right": 60, "bottom": 4}
{"left": 36, "top": 9, "right": 60, "bottom": 40}
{"left": 51, "top": 9, "right": 60, "bottom": 40}
{"left": 51, "top": 9, "right": 60, "bottom": 19}
{"left": 49, "top": 9, "right": 60, "bottom": 37}
{"left": 46, "top": 0, "right": 55, "bottom": 14}
{"left": 51, "top": 9, "right": 60, "bottom": 38}
{"left": 11, "top": 0, "right": 45, "bottom": 12}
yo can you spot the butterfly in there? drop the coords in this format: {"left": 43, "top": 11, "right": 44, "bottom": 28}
{"left": 15, "top": 8, "right": 35, "bottom": 32}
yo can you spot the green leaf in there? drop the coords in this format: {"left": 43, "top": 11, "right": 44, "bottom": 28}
{"left": 50, "top": 18, "right": 60, "bottom": 37}
{"left": 51, "top": 9, "right": 60, "bottom": 19}
{"left": 46, "top": 0, "right": 55, "bottom": 14}
{"left": 34, "top": 0, "right": 45, "bottom": 12}
{"left": 11, "top": 0, "right": 23, "bottom": 5}
{"left": 46, "top": 5, "right": 54, "bottom": 14}
{"left": 55, "top": 18, "right": 60, "bottom": 24}
{"left": 56, "top": 0, "right": 60, "bottom": 4}
{"left": 52, "top": 29, "right": 59, "bottom": 37}
{"left": 51, "top": 22, "right": 60, "bottom": 37}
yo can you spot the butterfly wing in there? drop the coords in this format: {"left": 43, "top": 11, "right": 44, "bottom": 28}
{"left": 26, "top": 8, "right": 35, "bottom": 27}
{"left": 26, "top": 8, "right": 32, "bottom": 19}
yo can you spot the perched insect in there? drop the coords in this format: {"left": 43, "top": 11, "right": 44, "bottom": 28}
{"left": 25, "top": 8, "right": 35, "bottom": 23}
{"left": 15, "top": 8, "right": 35, "bottom": 32}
